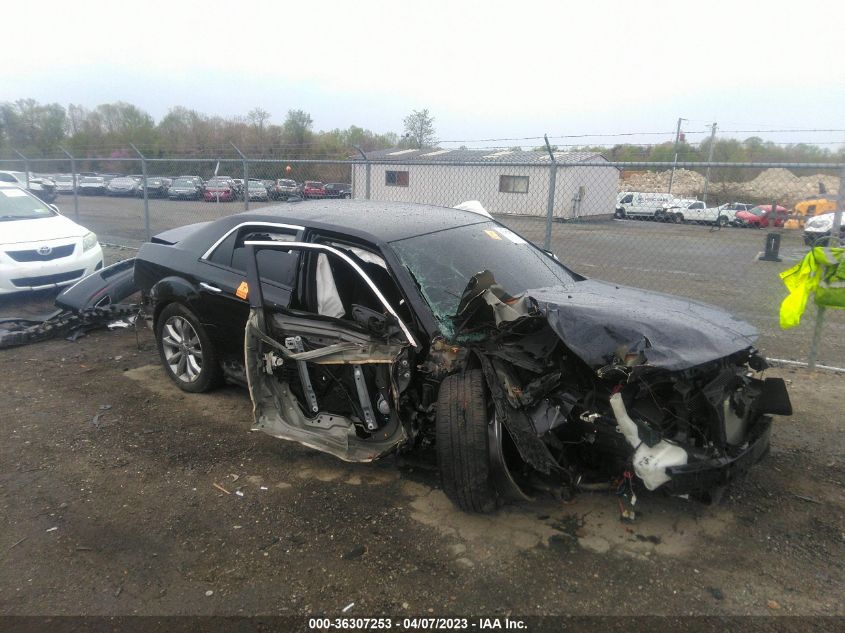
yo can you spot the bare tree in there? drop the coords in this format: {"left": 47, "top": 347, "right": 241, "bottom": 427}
{"left": 247, "top": 107, "right": 271, "bottom": 130}
{"left": 402, "top": 108, "right": 436, "bottom": 149}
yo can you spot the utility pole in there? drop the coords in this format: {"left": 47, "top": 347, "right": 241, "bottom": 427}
{"left": 667, "top": 117, "right": 684, "bottom": 195}
{"left": 702, "top": 122, "right": 717, "bottom": 204}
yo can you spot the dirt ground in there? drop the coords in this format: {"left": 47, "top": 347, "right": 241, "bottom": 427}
{"left": 1, "top": 299, "right": 843, "bottom": 618}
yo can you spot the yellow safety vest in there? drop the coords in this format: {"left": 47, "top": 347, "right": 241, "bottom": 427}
{"left": 779, "top": 246, "right": 845, "bottom": 329}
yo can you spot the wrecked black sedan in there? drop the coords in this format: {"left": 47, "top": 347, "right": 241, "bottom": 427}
{"left": 131, "top": 200, "right": 791, "bottom": 512}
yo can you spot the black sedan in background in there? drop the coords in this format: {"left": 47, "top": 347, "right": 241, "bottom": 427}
{"left": 324, "top": 182, "right": 352, "bottom": 198}
{"left": 137, "top": 177, "right": 171, "bottom": 198}
{"left": 168, "top": 176, "right": 204, "bottom": 200}
{"left": 109, "top": 200, "right": 791, "bottom": 514}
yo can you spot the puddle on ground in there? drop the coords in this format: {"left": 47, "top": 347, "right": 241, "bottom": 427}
{"left": 399, "top": 480, "right": 734, "bottom": 565}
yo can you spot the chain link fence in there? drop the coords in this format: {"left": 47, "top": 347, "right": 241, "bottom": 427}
{"left": 1, "top": 150, "right": 842, "bottom": 367}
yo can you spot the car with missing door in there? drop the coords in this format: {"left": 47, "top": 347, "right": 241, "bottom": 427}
{"left": 0, "top": 184, "right": 103, "bottom": 295}
{"left": 123, "top": 199, "right": 790, "bottom": 513}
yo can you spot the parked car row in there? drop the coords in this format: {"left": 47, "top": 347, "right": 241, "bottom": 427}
{"left": 614, "top": 192, "right": 793, "bottom": 228}
{"left": 46, "top": 172, "right": 353, "bottom": 202}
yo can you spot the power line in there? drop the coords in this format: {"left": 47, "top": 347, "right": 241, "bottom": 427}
{"left": 436, "top": 128, "right": 845, "bottom": 145}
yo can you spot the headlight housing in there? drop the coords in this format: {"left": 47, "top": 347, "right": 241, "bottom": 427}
{"left": 82, "top": 232, "right": 98, "bottom": 252}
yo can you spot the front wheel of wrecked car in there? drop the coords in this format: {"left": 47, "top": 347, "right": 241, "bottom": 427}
{"left": 436, "top": 369, "right": 501, "bottom": 513}
{"left": 156, "top": 303, "right": 222, "bottom": 393}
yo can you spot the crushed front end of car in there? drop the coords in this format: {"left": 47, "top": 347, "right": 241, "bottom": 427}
{"left": 430, "top": 271, "right": 792, "bottom": 504}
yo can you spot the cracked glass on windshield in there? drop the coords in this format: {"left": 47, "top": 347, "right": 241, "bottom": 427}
{"left": 392, "top": 221, "right": 575, "bottom": 322}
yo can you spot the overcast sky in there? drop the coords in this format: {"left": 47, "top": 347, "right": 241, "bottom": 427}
{"left": 5, "top": 0, "right": 844, "bottom": 149}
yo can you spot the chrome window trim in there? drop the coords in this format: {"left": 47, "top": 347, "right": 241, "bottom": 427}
{"left": 245, "top": 240, "right": 418, "bottom": 348}
{"left": 201, "top": 221, "right": 305, "bottom": 261}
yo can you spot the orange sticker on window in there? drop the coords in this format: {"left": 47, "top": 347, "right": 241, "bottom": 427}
{"left": 236, "top": 281, "right": 249, "bottom": 299}
{"left": 484, "top": 229, "right": 502, "bottom": 240}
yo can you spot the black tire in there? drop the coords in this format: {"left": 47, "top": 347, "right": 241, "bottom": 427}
{"left": 674, "top": 213, "right": 684, "bottom": 224}
{"left": 155, "top": 303, "right": 222, "bottom": 393}
{"left": 717, "top": 215, "right": 728, "bottom": 227}
{"left": 436, "top": 369, "right": 498, "bottom": 513}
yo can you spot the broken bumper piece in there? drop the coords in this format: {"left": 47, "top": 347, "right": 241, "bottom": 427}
{"left": 662, "top": 418, "right": 772, "bottom": 495}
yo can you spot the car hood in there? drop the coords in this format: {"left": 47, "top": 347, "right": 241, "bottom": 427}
{"left": 527, "top": 280, "right": 759, "bottom": 371}
{"left": 1, "top": 214, "right": 89, "bottom": 245}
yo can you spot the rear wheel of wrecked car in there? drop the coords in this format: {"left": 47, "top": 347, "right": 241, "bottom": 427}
{"left": 156, "top": 303, "right": 222, "bottom": 393}
{"left": 436, "top": 369, "right": 499, "bottom": 513}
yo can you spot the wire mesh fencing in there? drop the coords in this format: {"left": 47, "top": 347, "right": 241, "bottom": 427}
{"left": 2, "top": 150, "right": 842, "bottom": 367}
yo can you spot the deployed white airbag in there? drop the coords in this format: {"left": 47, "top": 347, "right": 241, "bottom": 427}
{"left": 316, "top": 253, "right": 345, "bottom": 318}
{"left": 454, "top": 200, "right": 493, "bottom": 219}
{"left": 609, "top": 392, "right": 688, "bottom": 490}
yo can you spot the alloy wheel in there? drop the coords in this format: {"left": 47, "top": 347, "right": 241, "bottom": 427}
{"left": 161, "top": 316, "right": 204, "bottom": 382}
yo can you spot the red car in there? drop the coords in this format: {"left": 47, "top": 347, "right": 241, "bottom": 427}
{"left": 203, "top": 179, "right": 237, "bottom": 202}
{"left": 735, "top": 204, "right": 789, "bottom": 228}
{"left": 302, "top": 181, "right": 326, "bottom": 198}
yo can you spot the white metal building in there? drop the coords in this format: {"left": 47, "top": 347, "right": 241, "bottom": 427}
{"left": 351, "top": 148, "right": 619, "bottom": 219}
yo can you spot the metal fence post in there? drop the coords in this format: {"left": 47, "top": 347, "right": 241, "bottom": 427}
{"left": 543, "top": 135, "right": 557, "bottom": 251}
{"left": 808, "top": 164, "right": 845, "bottom": 369}
{"left": 59, "top": 146, "right": 79, "bottom": 221}
{"left": 130, "top": 143, "right": 150, "bottom": 241}
{"left": 13, "top": 149, "right": 30, "bottom": 188}
{"left": 231, "top": 142, "right": 249, "bottom": 211}
{"left": 352, "top": 146, "right": 371, "bottom": 199}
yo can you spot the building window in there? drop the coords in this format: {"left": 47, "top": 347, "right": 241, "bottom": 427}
{"left": 385, "top": 170, "right": 409, "bottom": 187}
{"left": 499, "top": 175, "right": 529, "bottom": 194}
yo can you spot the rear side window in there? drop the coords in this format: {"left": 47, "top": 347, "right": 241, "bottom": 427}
{"left": 208, "top": 227, "right": 299, "bottom": 288}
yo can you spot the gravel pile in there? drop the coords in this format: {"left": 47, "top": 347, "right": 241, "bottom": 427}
{"left": 619, "top": 168, "right": 839, "bottom": 207}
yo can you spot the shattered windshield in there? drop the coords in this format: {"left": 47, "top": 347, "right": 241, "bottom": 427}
{"left": 392, "top": 221, "right": 575, "bottom": 323}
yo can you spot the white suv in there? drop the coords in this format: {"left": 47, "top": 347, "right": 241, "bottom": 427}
{"left": 0, "top": 183, "right": 103, "bottom": 295}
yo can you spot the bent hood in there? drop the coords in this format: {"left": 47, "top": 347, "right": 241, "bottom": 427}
{"left": 1, "top": 215, "right": 89, "bottom": 245}
{"left": 528, "top": 280, "right": 758, "bottom": 371}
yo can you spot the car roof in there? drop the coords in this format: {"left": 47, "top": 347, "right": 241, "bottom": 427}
{"left": 225, "top": 200, "right": 491, "bottom": 242}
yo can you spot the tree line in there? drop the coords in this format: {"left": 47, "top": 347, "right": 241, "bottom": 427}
{"left": 0, "top": 99, "right": 421, "bottom": 160}
{"left": 1, "top": 98, "right": 839, "bottom": 171}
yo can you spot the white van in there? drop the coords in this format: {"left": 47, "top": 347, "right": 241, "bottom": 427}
{"left": 615, "top": 192, "right": 676, "bottom": 220}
